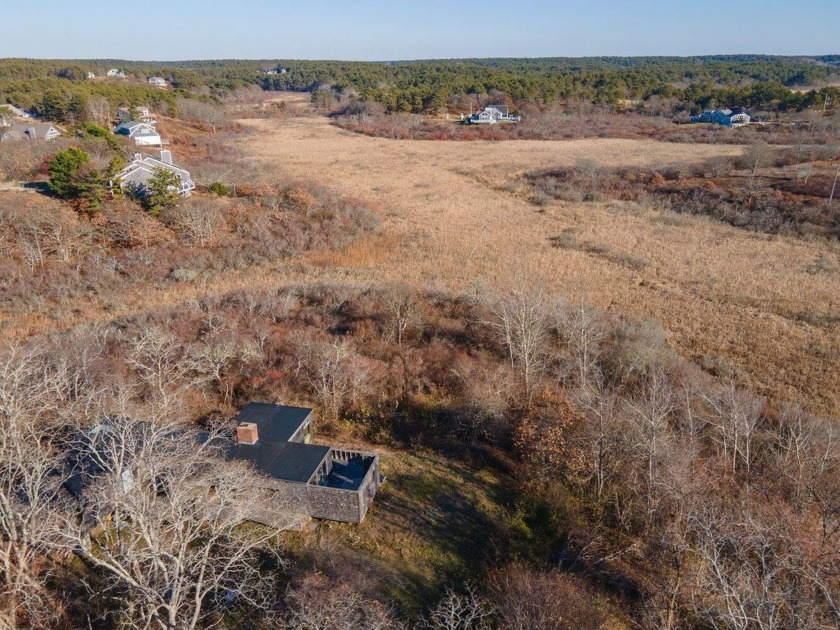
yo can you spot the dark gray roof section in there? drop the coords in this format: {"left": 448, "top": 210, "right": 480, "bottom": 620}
{"left": 236, "top": 402, "right": 312, "bottom": 443}
{"left": 232, "top": 441, "right": 330, "bottom": 484}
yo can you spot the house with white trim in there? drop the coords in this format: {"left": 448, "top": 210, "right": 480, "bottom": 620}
{"left": 111, "top": 151, "right": 195, "bottom": 197}
{"left": 468, "top": 105, "right": 521, "bottom": 125}
{"left": 690, "top": 108, "right": 751, "bottom": 127}
{"left": 148, "top": 76, "right": 167, "bottom": 87}
{"left": 106, "top": 68, "right": 125, "bottom": 78}
{"left": 114, "top": 120, "right": 161, "bottom": 146}
{"left": 1, "top": 123, "right": 62, "bottom": 142}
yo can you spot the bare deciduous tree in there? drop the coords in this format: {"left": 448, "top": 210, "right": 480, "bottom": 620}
{"left": 701, "top": 382, "right": 764, "bottom": 476}
{"left": 284, "top": 571, "right": 402, "bottom": 630}
{"left": 294, "top": 338, "right": 368, "bottom": 422}
{"left": 381, "top": 285, "right": 422, "bottom": 348}
{"left": 422, "top": 583, "right": 493, "bottom": 630}
{"left": 59, "top": 416, "right": 296, "bottom": 630}
{"left": 484, "top": 288, "right": 550, "bottom": 407}
{"left": 163, "top": 200, "right": 226, "bottom": 248}
{"left": 625, "top": 365, "right": 674, "bottom": 521}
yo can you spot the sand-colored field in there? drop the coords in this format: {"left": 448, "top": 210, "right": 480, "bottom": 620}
{"left": 239, "top": 114, "right": 840, "bottom": 415}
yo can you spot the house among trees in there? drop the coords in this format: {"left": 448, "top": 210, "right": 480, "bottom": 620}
{"left": 114, "top": 119, "right": 161, "bottom": 146}
{"left": 106, "top": 68, "right": 125, "bottom": 78}
{"left": 116, "top": 106, "right": 153, "bottom": 122}
{"left": 1, "top": 103, "right": 33, "bottom": 120}
{"left": 228, "top": 403, "right": 382, "bottom": 525}
{"left": 110, "top": 150, "right": 195, "bottom": 196}
{"left": 468, "top": 105, "right": 521, "bottom": 124}
{"left": 86, "top": 71, "right": 96, "bottom": 79}
{"left": 0, "top": 123, "right": 62, "bottom": 142}
{"left": 148, "top": 76, "right": 167, "bottom": 87}
{"left": 690, "top": 108, "right": 751, "bottom": 126}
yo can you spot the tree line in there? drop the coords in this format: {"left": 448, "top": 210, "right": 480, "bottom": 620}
{"left": 2, "top": 56, "right": 839, "bottom": 120}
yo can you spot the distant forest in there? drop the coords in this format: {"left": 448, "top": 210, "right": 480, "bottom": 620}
{"left": 1, "top": 55, "right": 839, "bottom": 119}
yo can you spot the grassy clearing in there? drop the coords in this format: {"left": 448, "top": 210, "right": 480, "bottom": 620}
{"left": 284, "top": 447, "right": 513, "bottom": 617}
{"left": 237, "top": 114, "right": 840, "bottom": 416}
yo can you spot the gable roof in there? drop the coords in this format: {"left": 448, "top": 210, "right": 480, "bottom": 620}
{"left": 3, "top": 123, "right": 60, "bottom": 140}
{"left": 0, "top": 104, "right": 30, "bottom": 117}
{"left": 114, "top": 120, "right": 157, "bottom": 136}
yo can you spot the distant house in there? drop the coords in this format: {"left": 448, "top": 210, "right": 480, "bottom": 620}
{"left": 106, "top": 68, "right": 125, "bottom": 78}
{"left": 111, "top": 150, "right": 195, "bottom": 196}
{"left": 86, "top": 71, "right": 96, "bottom": 79}
{"left": 114, "top": 120, "right": 161, "bottom": 146}
{"left": 690, "top": 108, "right": 751, "bottom": 127}
{"left": 148, "top": 76, "right": 167, "bottom": 87}
{"left": 116, "top": 106, "right": 152, "bottom": 122}
{"left": 228, "top": 403, "right": 382, "bottom": 525}
{"left": 468, "top": 105, "right": 521, "bottom": 125}
{"left": 0, "top": 104, "right": 33, "bottom": 120}
{"left": 0, "top": 123, "right": 62, "bottom": 142}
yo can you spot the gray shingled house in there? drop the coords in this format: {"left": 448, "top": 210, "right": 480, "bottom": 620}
{"left": 110, "top": 151, "right": 195, "bottom": 196}
{"left": 229, "top": 403, "right": 382, "bottom": 525}
{"left": 0, "top": 123, "right": 62, "bottom": 142}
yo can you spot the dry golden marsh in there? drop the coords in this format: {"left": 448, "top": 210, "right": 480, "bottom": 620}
{"left": 240, "top": 113, "right": 840, "bottom": 416}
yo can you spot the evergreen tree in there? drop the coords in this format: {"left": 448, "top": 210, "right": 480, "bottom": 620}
{"left": 143, "top": 167, "right": 180, "bottom": 215}
{"left": 47, "top": 147, "right": 89, "bottom": 198}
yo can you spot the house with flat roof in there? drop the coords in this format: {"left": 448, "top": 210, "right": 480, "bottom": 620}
{"left": 229, "top": 403, "right": 381, "bottom": 525}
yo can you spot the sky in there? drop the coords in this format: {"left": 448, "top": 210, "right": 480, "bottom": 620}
{"left": 1, "top": 0, "right": 837, "bottom": 60}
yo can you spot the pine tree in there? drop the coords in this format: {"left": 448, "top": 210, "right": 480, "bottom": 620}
{"left": 143, "top": 167, "right": 180, "bottom": 215}
{"left": 47, "top": 147, "right": 89, "bottom": 198}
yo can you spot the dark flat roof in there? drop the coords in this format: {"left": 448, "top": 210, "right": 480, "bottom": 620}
{"left": 236, "top": 402, "right": 311, "bottom": 443}
{"left": 231, "top": 441, "right": 330, "bottom": 484}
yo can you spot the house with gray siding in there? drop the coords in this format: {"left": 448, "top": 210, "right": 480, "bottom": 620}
{"left": 690, "top": 108, "right": 751, "bottom": 127}
{"left": 110, "top": 151, "right": 195, "bottom": 196}
{"left": 1, "top": 104, "right": 33, "bottom": 120}
{"left": 116, "top": 106, "right": 153, "bottom": 122}
{"left": 229, "top": 403, "right": 382, "bottom": 525}
{"left": 1, "top": 123, "right": 62, "bottom": 142}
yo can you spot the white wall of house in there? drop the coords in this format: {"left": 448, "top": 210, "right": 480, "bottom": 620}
{"left": 133, "top": 133, "right": 162, "bottom": 146}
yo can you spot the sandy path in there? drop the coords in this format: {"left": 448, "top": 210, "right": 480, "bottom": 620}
{"left": 239, "top": 115, "right": 840, "bottom": 415}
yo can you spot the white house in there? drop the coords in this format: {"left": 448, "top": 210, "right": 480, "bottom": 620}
{"left": 148, "top": 76, "right": 167, "bottom": 87}
{"left": 468, "top": 105, "right": 521, "bottom": 125}
{"left": 86, "top": 72, "right": 96, "bottom": 79}
{"left": 106, "top": 68, "right": 125, "bottom": 78}
{"left": 1, "top": 123, "right": 62, "bottom": 142}
{"left": 111, "top": 150, "right": 195, "bottom": 197}
{"left": 114, "top": 120, "right": 161, "bottom": 146}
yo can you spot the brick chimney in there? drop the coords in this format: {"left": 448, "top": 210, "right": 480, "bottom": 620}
{"left": 236, "top": 422, "right": 258, "bottom": 445}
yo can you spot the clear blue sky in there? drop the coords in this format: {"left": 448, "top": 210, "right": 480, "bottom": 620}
{"left": 1, "top": 0, "right": 837, "bottom": 60}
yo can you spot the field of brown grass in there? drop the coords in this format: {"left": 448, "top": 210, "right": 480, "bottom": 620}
{"left": 238, "top": 114, "right": 840, "bottom": 416}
